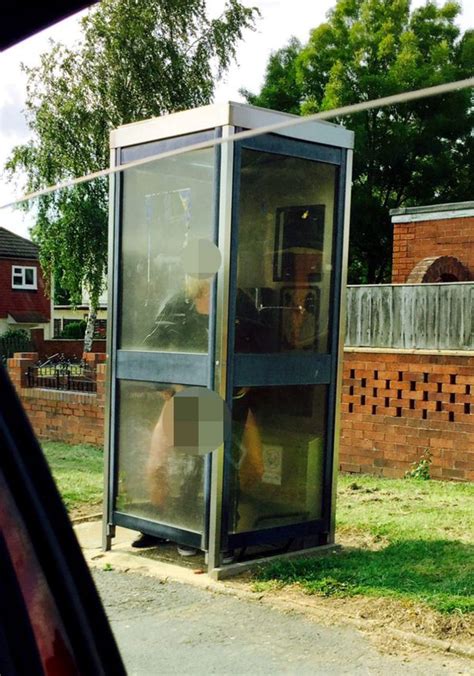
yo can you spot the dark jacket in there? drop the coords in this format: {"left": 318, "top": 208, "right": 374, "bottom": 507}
{"left": 145, "top": 289, "right": 272, "bottom": 353}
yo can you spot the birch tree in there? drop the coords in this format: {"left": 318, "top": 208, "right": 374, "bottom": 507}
{"left": 7, "top": 0, "right": 257, "bottom": 349}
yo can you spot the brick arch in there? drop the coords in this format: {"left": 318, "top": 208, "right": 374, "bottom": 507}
{"left": 407, "top": 256, "right": 471, "bottom": 283}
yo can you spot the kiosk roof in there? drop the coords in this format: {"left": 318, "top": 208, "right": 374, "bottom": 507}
{"left": 110, "top": 101, "right": 354, "bottom": 151}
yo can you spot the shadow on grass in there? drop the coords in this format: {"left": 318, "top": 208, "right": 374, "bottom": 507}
{"left": 256, "top": 539, "right": 474, "bottom": 614}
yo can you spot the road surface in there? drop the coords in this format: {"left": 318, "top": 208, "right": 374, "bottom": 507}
{"left": 92, "top": 569, "right": 471, "bottom": 675}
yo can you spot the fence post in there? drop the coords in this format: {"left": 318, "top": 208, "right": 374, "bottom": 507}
{"left": 82, "top": 352, "right": 107, "bottom": 367}
{"left": 83, "top": 352, "right": 106, "bottom": 391}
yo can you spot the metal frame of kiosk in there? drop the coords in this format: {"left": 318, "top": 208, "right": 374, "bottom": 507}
{"left": 103, "top": 102, "right": 353, "bottom": 576}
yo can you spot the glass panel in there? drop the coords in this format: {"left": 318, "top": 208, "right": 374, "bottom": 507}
{"left": 235, "top": 149, "right": 337, "bottom": 353}
{"left": 116, "top": 380, "right": 206, "bottom": 534}
{"left": 228, "top": 385, "right": 327, "bottom": 533}
{"left": 119, "top": 147, "right": 215, "bottom": 352}
{"left": 24, "top": 268, "right": 34, "bottom": 285}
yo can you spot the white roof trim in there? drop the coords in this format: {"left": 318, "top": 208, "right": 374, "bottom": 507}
{"left": 110, "top": 101, "right": 354, "bottom": 150}
{"left": 392, "top": 209, "right": 474, "bottom": 224}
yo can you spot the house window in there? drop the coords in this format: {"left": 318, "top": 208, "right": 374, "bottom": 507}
{"left": 12, "top": 265, "right": 37, "bottom": 290}
{"left": 94, "top": 319, "right": 107, "bottom": 338}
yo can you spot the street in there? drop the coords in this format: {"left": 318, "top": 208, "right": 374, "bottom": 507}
{"left": 92, "top": 569, "right": 471, "bottom": 675}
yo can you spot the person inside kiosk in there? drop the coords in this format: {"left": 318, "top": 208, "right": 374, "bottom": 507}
{"left": 131, "top": 277, "right": 270, "bottom": 555}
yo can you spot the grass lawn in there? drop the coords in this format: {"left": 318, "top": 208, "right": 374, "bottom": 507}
{"left": 42, "top": 441, "right": 473, "bottom": 616}
{"left": 42, "top": 441, "right": 103, "bottom": 515}
{"left": 255, "top": 474, "right": 474, "bottom": 615}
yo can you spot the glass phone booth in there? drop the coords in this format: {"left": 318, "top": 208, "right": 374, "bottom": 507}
{"left": 103, "top": 102, "right": 353, "bottom": 576}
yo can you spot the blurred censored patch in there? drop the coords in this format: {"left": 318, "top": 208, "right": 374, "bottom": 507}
{"left": 181, "top": 238, "right": 221, "bottom": 279}
{"left": 162, "top": 387, "right": 227, "bottom": 455}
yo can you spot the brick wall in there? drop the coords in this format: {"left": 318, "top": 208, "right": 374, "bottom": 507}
{"left": 31, "top": 328, "right": 106, "bottom": 360}
{"left": 392, "top": 215, "right": 474, "bottom": 283}
{"left": 8, "top": 349, "right": 474, "bottom": 480}
{"left": 7, "top": 352, "right": 105, "bottom": 446}
{"left": 341, "top": 350, "right": 474, "bottom": 481}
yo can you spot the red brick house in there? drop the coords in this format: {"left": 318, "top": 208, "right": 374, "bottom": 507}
{"left": 0, "top": 227, "right": 50, "bottom": 335}
{"left": 390, "top": 201, "right": 474, "bottom": 283}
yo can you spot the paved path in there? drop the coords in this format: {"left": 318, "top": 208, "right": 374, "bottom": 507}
{"left": 92, "top": 569, "right": 470, "bottom": 676}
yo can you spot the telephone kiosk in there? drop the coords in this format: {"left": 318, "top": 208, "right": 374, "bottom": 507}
{"left": 103, "top": 102, "right": 353, "bottom": 575}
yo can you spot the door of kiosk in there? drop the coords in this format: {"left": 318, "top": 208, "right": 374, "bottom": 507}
{"left": 106, "top": 131, "right": 220, "bottom": 552}
{"left": 103, "top": 103, "right": 353, "bottom": 574}
{"left": 220, "top": 134, "right": 345, "bottom": 558}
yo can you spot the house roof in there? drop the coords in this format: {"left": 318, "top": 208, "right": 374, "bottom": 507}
{"left": 8, "top": 311, "right": 49, "bottom": 324}
{"left": 0, "top": 227, "right": 39, "bottom": 260}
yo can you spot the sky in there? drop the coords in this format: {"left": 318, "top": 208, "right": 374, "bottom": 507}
{"left": 0, "top": 0, "right": 473, "bottom": 239}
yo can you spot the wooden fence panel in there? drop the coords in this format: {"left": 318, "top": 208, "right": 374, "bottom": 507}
{"left": 345, "top": 283, "right": 474, "bottom": 350}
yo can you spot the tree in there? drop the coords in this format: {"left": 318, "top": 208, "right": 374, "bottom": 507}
{"left": 241, "top": 37, "right": 303, "bottom": 114}
{"left": 7, "top": 0, "right": 257, "bottom": 349}
{"left": 245, "top": 0, "right": 473, "bottom": 283}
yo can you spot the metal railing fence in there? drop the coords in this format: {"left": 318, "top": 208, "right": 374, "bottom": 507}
{"left": 26, "top": 364, "right": 97, "bottom": 393}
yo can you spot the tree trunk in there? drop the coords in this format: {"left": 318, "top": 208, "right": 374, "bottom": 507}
{"left": 84, "top": 305, "right": 97, "bottom": 353}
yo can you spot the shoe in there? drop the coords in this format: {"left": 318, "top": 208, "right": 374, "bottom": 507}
{"left": 222, "top": 550, "right": 235, "bottom": 565}
{"left": 131, "top": 533, "right": 168, "bottom": 548}
{"left": 177, "top": 545, "right": 198, "bottom": 557}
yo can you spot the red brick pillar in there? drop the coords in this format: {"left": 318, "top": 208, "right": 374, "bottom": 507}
{"left": 96, "top": 361, "right": 107, "bottom": 442}
{"left": 7, "top": 352, "right": 39, "bottom": 392}
{"left": 83, "top": 352, "right": 107, "bottom": 396}
{"left": 82, "top": 351, "right": 107, "bottom": 366}
{"left": 96, "top": 362, "right": 107, "bottom": 407}
{"left": 392, "top": 222, "right": 414, "bottom": 283}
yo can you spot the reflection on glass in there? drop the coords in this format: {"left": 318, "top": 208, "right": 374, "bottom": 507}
{"left": 236, "top": 150, "right": 337, "bottom": 352}
{"left": 117, "top": 381, "right": 206, "bottom": 534}
{"left": 119, "top": 148, "right": 215, "bottom": 352}
{"left": 229, "top": 385, "right": 326, "bottom": 533}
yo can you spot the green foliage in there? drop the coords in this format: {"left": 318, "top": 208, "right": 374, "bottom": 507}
{"left": 0, "top": 328, "right": 32, "bottom": 363}
{"left": 337, "top": 472, "right": 473, "bottom": 544}
{"left": 0, "top": 327, "right": 30, "bottom": 342}
{"left": 60, "top": 320, "right": 87, "bottom": 339}
{"left": 53, "top": 280, "right": 72, "bottom": 306}
{"left": 41, "top": 441, "right": 104, "bottom": 510}
{"left": 245, "top": 0, "right": 474, "bottom": 282}
{"left": 405, "top": 449, "right": 432, "bottom": 480}
{"left": 6, "top": 0, "right": 258, "bottom": 308}
{"left": 255, "top": 474, "right": 474, "bottom": 614}
{"left": 240, "top": 37, "right": 303, "bottom": 114}
{"left": 257, "top": 540, "right": 474, "bottom": 613}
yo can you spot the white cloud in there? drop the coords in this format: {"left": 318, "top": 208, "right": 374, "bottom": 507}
{"left": 0, "top": 85, "right": 29, "bottom": 138}
{"left": 0, "top": 10, "right": 86, "bottom": 238}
